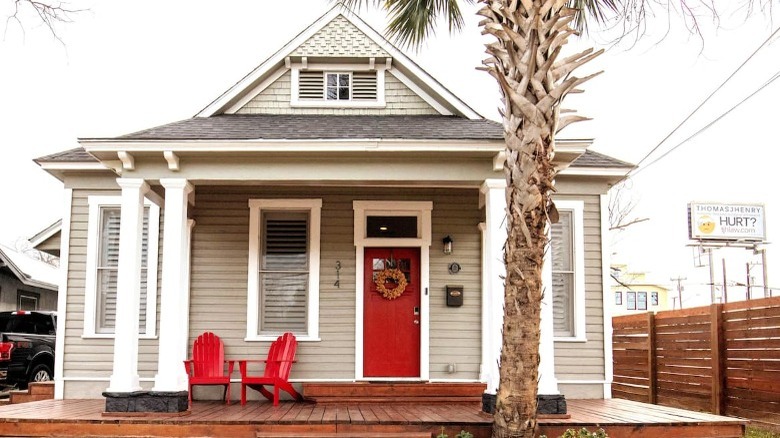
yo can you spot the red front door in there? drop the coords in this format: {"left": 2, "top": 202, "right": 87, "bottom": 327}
{"left": 363, "top": 247, "right": 421, "bottom": 378}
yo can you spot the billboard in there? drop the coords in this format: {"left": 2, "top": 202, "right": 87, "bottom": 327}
{"left": 688, "top": 202, "right": 766, "bottom": 242}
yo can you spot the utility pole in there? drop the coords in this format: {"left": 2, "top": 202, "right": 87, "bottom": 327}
{"left": 722, "top": 258, "right": 728, "bottom": 304}
{"left": 708, "top": 248, "right": 717, "bottom": 304}
{"left": 746, "top": 262, "right": 752, "bottom": 300}
{"left": 670, "top": 276, "right": 686, "bottom": 309}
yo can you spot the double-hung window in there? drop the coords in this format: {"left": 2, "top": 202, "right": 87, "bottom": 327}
{"left": 626, "top": 292, "right": 637, "bottom": 310}
{"left": 247, "top": 199, "right": 321, "bottom": 341}
{"left": 637, "top": 291, "right": 648, "bottom": 310}
{"left": 84, "top": 196, "right": 159, "bottom": 337}
{"left": 550, "top": 200, "right": 585, "bottom": 341}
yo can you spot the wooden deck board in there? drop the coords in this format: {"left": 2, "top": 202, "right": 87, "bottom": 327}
{"left": 0, "top": 398, "right": 746, "bottom": 438}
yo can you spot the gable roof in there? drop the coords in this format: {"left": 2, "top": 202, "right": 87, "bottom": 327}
{"left": 0, "top": 244, "right": 58, "bottom": 291}
{"left": 29, "top": 219, "right": 62, "bottom": 248}
{"left": 196, "top": 4, "right": 481, "bottom": 119}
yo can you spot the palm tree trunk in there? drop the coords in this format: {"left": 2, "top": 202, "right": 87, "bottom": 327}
{"left": 478, "top": 1, "right": 602, "bottom": 436}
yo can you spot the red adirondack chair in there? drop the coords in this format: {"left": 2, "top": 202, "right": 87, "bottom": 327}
{"left": 239, "top": 332, "right": 303, "bottom": 406}
{"left": 183, "top": 331, "right": 235, "bottom": 406}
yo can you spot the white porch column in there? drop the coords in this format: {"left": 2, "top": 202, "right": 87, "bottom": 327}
{"left": 107, "top": 178, "right": 149, "bottom": 393}
{"left": 153, "top": 179, "right": 194, "bottom": 392}
{"left": 480, "top": 179, "right": 507, "bottom": 395}
{"left": 539, "top": 243, "right": 561, "bottom": 395}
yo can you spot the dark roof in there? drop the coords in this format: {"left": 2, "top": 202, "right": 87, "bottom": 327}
{"left": 34, "top": 147, "right": 98, "bottom": 163}
{"left": 571, "top": 149, "right": 633, "bottom": 168}
{"left": 36, "top": 115, "right": 632, "bottom": 170}
{"left": 109, "top": 115, "right": 505, "bottom": 141}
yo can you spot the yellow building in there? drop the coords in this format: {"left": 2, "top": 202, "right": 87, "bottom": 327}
{"left": 611, "top": 265, "right": 672, "bottom": 316}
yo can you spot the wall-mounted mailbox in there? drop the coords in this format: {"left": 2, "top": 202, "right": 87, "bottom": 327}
{"left": 446, "top": 285, "right": 464, "bottom": 307}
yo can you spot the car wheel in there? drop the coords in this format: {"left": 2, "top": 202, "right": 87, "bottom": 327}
{"left": 29, "top": 364, "right": 53, "bottom": 384}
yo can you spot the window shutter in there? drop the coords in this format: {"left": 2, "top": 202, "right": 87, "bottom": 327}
{"left": 299, "top": 71, "right": 324, "bottom": 100}
{"left": 352, "top": 72, "right": 377, "bottom": 100}
{"left": 551, "top": 210, "right": 575, "bottom": 337}
{"left": 260, "top": 214, "right": 309, "bottom": 333}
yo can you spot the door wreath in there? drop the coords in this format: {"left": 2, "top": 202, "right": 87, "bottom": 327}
{"left": 375, "top": 268, "right": 408, "bottom": 300}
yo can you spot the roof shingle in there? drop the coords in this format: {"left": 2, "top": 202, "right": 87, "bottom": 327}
{"left": 110, "top": 115, "right": 505, "bottom": 141}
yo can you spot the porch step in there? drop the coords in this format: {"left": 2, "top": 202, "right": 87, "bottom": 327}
{"left": 303, "top": 382, "right": 485, "bottom": 405}
{"left": 29, "top": 381, "right": 55, "bottom": 397}
{"left": 257, "top": 433, "right": 432, "bottom": 438}
{"left": 8, "top": 382, "right": 55, "bottom": 404}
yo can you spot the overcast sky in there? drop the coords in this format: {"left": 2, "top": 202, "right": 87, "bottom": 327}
{"left": 1, "top": 1, "right": 778, "bottom": 305}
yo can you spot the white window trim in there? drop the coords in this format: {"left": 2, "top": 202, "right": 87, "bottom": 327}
{"left": 247, "top": 199, "right": 322, "bottom": 342}
{"left": 353, "top": 200, "right": 432, "bottom": 381}
{"left": 83, "top": 195, "right": 160, "bottom": 339}
{"left": 290, "top": 64, "right": 386, "bottom": 108}
{"left": 551, "top": 200, "right": 586, "bottom": 343}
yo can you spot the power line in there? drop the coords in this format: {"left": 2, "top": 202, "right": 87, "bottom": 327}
{"left": 623, "top": 24, "right": 780, "bottom": 179}
{"left": 630, "top": 67, "right": 780, "bottom": 177}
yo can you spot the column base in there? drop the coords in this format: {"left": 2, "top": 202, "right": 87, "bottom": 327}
{"left": 103, "top": 391, "right": 188, "bottom": 413}
{"left": 481, "top": 393, "right": 497, "bottom": 414}
{"left": 537, "top": 394, "right": 567, "bottom": 415}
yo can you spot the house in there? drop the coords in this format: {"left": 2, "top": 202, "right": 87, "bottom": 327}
{"left": 611, "top": 265, "right": 672, "bottom": 315}
{"left": 0, "top": 243, "right": 58, "bottom": 311}
{"left": 34, "top": 4, "right": 632, "bottom": 407}
{"left": 28, "top": 220, "right": 63, "bottom": 258}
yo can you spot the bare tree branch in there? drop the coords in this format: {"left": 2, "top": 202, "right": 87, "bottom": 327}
{"left": 608, "top": 179, "right": 649, "bottom": 232}
{"left": 4, "top": 0, "right": 85, "bottom": 44}
{"left": 610, "top": 217, "right": 650, "bottom": 231}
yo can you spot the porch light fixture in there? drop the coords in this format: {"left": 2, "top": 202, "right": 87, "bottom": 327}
{"left": 443, "top": 235, "right": 453, "bottom": 255}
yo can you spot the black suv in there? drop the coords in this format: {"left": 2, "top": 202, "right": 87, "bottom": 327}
{"left": 0, "top": 311, "right": 56, "bottom": 388}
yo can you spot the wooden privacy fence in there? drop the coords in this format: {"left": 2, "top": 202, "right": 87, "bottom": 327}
{"left": 612, "top": 295, "right": 780, "bottom": 426}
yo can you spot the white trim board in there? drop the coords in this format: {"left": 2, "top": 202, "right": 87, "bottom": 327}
{"left": 53, "top": 189, "right": 73, "bottom": 400}
{"left": 551, "top": 200, "right": 587, "bottom": 342}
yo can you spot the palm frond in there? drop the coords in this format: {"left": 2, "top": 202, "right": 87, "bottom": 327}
{"left": 567, "top": 0, "right": 620, "bottom": 34}
{"left": 337, "top": 0, "right": 472, "bottom": 48}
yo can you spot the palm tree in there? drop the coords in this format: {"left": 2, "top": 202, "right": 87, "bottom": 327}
{"left": 342, "top": 0, "right": 614, "bottom": 436}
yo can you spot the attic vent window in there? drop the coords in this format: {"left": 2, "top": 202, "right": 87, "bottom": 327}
{"left": 327, "top": 73, "right": 350, "bottom": 100}
{"left": 297, "top": 70, "right": 378, "bottom": 103}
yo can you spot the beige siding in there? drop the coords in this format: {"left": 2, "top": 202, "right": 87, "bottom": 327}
{"left": 62, "top": 188, "right": 161, "bottom": 392}
{"left": 236, "top": 71, "right": 438, "bottom": 115}
{"left": 291, "top": 16, "right": 389, "bottom": 58}
{"left": 552, "top": 193, "right": 606, "bottom": 388}
{"left": 189, "top": 187, "right": 482, "bottom": 382}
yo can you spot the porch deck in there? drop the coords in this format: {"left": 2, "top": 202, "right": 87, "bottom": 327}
{"left": 0, "top": 397, "right": 746, "bottom": 437}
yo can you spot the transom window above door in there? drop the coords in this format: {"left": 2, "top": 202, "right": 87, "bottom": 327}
{"left": 366, "top": 216, "right": 417, "bottom": 238}
{"left": 353, "top": 201, "right": 432, "bottom": 247}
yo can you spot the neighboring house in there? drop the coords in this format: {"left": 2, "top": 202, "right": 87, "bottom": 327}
{"left": 35, "top": 5, "right": 632, "bottom": 401}
{"left": 0, "top": 243, "right": 58, "bottom": 311}
{"left": 611, "top": 264, "right": 672, "bottom": 316}
{"left": 29, "top": 220, "right": 63, "bottom": 258}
